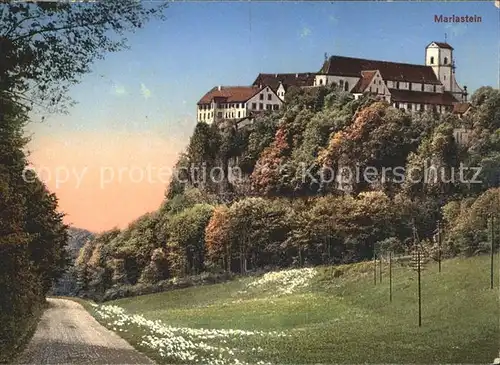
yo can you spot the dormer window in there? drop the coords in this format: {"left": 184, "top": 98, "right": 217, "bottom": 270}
{"left": 430, "top": 56, "right": 434, "bottom": 64}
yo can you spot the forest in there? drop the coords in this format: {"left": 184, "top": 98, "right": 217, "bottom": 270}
{"left": 0, "top": 1, "right": 167, "bottom": 361}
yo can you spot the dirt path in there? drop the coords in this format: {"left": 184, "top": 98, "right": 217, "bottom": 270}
{"left": 15, "top": 298, "right": 154, "bottom": 364}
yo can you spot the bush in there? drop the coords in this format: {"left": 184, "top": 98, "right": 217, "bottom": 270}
{"left": 100, "top": 271, "right": 234, "bottom": 302}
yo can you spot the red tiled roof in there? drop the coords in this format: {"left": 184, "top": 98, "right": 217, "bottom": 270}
{"left": 428, "top": 42, "right": 454, "bottom": 50}
{"left": 452, "top": 102, "right": 472, "bottom": 114}
{"left": 252, "top": 73, "right": 316, "bottom": 91}
{"left": 389, "top": 89, "right": 458, "bottom": 105}
{"left": 351, "top": 70, "right": 377, "bottom": 93}
{"left": 319, "top": 56, "right": 441, "bottom": 84}
{"left": 198, "top": 86, "right": 262, "bottom": 105}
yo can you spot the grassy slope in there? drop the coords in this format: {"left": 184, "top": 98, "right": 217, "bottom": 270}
{"left": 87, "top": 255, "right": 499, "bottom": 364}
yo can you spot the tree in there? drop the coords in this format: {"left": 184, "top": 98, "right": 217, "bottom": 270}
{"left": 251, "top": 127, "right": 292, "bottom": 196}
{"left": 1, "top": 1, "right": 167, "bottom": 112}
{"left": 167, "top": 204, "right": 214, "bottom": 276}
{"left": 205, "top": 205, "right": 231, "bottom": 271}
{"left": 443, "top": 188, "right": 500, "bottom": 255}
{"left": 24, "top": 174, "right": 69, "bottom": 294}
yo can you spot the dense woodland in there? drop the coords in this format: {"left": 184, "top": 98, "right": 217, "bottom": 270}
{"left": 74, "top": 85, "right": 500, "bottom": 302}
{"left": 0, "top": 1, "right": 166, "bottom": 362}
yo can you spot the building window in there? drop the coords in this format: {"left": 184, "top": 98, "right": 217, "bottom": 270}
{"left": 273, "top": 104, "right": 279, "bottom": 110}
{"left": 217, "top": 112, "right": 222, "bottom": 118}
{"left": 319, "top": 79, "right": 323, "bottom": 85}
{"left": 376, "top": 88, "right": 378, "bottom": 94}
{"left": 430, "top": 56, "right": 434, "bottom": 64}
{"left": 444, "top": 75, "right": 446, "bottom": 80}
{"left": 260, "top": 94, "right": 264, "bottom": 100}
{"left": 396, "top": 81, "right": 400, "bottom": 89}
{"left": 211, "top": 111, "right": 213, "bottom": 118}
{"left": 267, "top": 94, "right": 272, "bottom": 101}
{"left": 394, "top": 102, "right": 399, "bottom": 108}
{"left": 433, "top": 85, "right": 436, "bottom": 92}
{"left": 444, "top": 57, "right": 448, "bottom": 64}
{"left": 238, "top": 111, "right": 240, "bottom": 118}
{"left": 344, "top": 82, "right": 349, "bottom": 91}
{"left": 420, "top": 104, "right": 424, "bottom": 111}
{"left": 339, "top": 80, "right": 344, "bottom": 88}
{"left": 409, "top": 83, "right": 412, "bottom": 91}
{"left": 259, "top": 103, "right": 263, "bottom": 110}
{"left": 266, "top": 104, "right": 272, "bottom": 111}
{"left": 421, "top": 84, "right": 424, "bottom": 91}
{"left": 252, "top": 103, "right": 256, "bottom": 109}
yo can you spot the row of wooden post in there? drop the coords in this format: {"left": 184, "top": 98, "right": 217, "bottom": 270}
{"left": 373, "top": 216, "right": 498, "bottom": 327}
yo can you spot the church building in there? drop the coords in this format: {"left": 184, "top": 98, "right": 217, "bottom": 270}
{"left": 196, "top": 41, "right": 469, "bottom": 124}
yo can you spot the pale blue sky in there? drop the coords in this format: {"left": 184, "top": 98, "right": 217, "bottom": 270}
{"left": 29, "top": 1, "right": 499, "bottom": 141}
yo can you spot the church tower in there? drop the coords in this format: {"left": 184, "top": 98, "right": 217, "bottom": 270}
{"left": 425, "top": 41, "right": 454, "bottom": 91}
{"left": 425, "top": 41, "right": 466, "bottom": 101}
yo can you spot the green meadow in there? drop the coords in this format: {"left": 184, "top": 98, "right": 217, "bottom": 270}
{"left": 83, "top": 255, "right": 499, "bottom": 364}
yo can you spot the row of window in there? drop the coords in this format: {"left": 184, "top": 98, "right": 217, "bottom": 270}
{"left": 317, "top": 78, "right": 350, "bottom": 91}
{"left": 199, "top": 111, "right": 214, "bottom": 121}
{"left": 250, "top": 102, "right": 280, "bottom": 111}
{"left": 391, "top": 81, "right": 438, "bottom": 93}
{"left": 259, "top": 93, "right": 273, "bottom": 101}
{"left": 393, "top": 102, "right": 453, "bottom": 113}
{"left": 199, "top": 103, "right": 246, "bottom": 111}
{"left": 199, "top": 102, "right": 281, "bottom": 121}
{"left": 429, "top": 56, "right": 448, "bottom": 65}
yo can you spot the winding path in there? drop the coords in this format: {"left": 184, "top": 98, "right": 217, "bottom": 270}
{"left": 15, "top": 298, "right": 154, "bottom": 365}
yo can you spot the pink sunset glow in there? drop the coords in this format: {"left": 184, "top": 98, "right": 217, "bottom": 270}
{"left": 27, "top": 131, "right": 185, "bottom": 233}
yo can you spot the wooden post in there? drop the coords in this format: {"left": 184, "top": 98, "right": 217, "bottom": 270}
{"left": 373, "top": 252, "right": 377, "bottom": 286}
{"left": 417, "top": 248, "right": 422, "bottom": 327}
{"left": 491, "top": 216, "right": 495, "bottom": 290}
{"left": 389, "top": 251, "right": 392, "bottom": 302}
{"left": 437, "top": 220, "right": 442, "bottom": 273}
{"left": 379, "top": 256, "right": 382, "bottom": 283}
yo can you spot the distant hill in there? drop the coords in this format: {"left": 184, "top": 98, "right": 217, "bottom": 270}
{"left": 51, "top": 227, "right": 95, "bottom": 296}
{"left": 66, "top": 227, "right": 95, "bottom": 259}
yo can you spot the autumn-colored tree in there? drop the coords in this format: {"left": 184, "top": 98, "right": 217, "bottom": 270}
{"left": 205, "top": 205, "right": 231, "bottom": 271}
{"left": 443, "top": 188, "right": 500, "bottom": 256}
{"left": 251, "top": 127, "right": 292, "bottom": 196}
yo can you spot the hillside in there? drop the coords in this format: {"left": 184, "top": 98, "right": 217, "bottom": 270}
{"left": 85, "top": 255, "right": 499, "bottom": 364}
{"left": 72, "top": 85, "right": 500, "bottom": 303}
{"left": 51, "top": 227, "right": 95, "bottom": 296}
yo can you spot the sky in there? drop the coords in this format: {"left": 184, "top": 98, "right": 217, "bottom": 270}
{"left": 25, "top": 1, "right": 499, "bottom": 233}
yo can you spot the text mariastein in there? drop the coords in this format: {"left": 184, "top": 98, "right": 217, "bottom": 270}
{"left": 434, "top": 14, "right": 482, "bottom": 23}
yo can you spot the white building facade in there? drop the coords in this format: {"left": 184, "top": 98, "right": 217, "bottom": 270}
{"left": 197, "top": 85, "right": 282, "bottom": 125}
